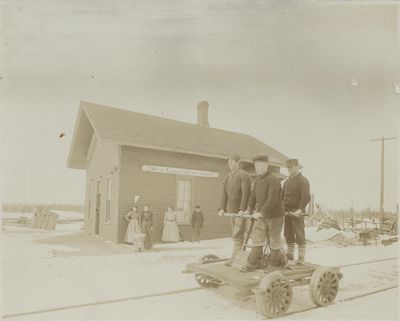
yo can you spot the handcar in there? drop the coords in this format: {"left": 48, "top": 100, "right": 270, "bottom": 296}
{"left": 183, "top": 212, "right": 343, "bottom": 318}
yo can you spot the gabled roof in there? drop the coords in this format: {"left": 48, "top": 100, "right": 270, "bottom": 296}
{"left": 67, "top": 102, "right": 289, "bottom": 169}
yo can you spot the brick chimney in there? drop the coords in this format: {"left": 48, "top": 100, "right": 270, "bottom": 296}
{"left": 197, "top": 101, "right": 209, "bottom": 127}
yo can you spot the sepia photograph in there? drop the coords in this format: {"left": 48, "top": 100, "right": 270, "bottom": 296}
{"left": 1, "top": 1, "right": 399, "bottom": 320}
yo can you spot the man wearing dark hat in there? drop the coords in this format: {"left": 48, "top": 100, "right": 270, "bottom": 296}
{"left": 218, "top": 154, "right": 251, "bottom": 266}
{"left": 240, "top": 154, "right": 286, "bottom": 272}
{"left": 282, "top": 159, "right": 311, "bottom": 264}
{"left": 191, "top": 205, "right": 204, "bottom": 243}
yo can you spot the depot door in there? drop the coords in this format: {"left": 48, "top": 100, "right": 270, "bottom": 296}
{"left": 95, "top": 179, "right": 101, "bottom": 235}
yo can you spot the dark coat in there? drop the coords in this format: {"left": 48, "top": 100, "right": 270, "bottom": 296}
{"left": 140, "top": 210, "right": 153, "bottom": 248}
{"left": 281, "top": 172, "right": 311, "bottom": 212}
{"left": 247, "top": 170, "right": 282, "bottom": 219}
{"left": 220, "top": 168, "right": 251, "bottom": 213}
{"left": 140, "top": 211, "right": 153, "bottom": 228}
{"left": 191, "top": 210, "right": 204, "bottom": 228}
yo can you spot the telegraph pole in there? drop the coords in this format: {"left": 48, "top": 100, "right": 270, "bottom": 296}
{"left": 370, "top": 136, "right": 397, "bottom": 230}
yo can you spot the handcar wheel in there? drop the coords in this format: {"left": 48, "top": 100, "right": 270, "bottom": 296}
{"left": 255, "top": 272, "right": 293, "bottom": 317}
{"left": 309, "top": 267, "right": 339, "bottom": 306}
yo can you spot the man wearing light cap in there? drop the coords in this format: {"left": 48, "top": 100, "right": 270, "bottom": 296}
{"left": 240, "top": 154, "right": 286, "bottom": 272}
{"left": 282, "top": 159, "right": 311, "bottom": 264}
{"left": 218, "top": 154, "right": 251, "bottom": 266}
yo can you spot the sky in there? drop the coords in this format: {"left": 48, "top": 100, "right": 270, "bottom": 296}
{"left": 1, "top": 0, "right": 399, "bottom": 211}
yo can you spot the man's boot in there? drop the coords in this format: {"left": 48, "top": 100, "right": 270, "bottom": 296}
{"left": 268, "top": 249, "right": 279, "bottom": 267}
{"left": 276, "top": 249, "right": 289, "bottom": 267}
{"left": 268, "top": 249, "right": 288, "bottom": 267}
{"left": 286, "top": 243, "right": 295, "bottom": 261}
{"left": 297, "top": 244, "right": 306, "bottom": 264}
{"left": 240, "top": 246, "right": 262, "bottom": 272}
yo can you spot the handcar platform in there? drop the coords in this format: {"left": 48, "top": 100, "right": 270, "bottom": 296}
{"left": 184, "top": 254, "right": 343, "bottom": 318}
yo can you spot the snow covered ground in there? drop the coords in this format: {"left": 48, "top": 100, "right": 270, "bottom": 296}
{"left": 1, "top": 220, "right": 399, "bottom": 321}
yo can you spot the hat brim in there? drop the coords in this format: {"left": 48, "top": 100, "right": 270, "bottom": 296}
{"left": 288, "top": 164, "right": 303, "bottom": 170}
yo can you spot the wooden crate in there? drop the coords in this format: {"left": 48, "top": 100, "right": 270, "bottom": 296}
{"left": 45, "top": 212, "right": 59, "bottom": 230}
{"left": 39, "top": 209, "right": 50, "bottom": 229}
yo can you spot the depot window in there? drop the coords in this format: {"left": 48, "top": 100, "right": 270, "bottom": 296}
{"left": 176, "top": 178, "right": 193, "bottom": 224}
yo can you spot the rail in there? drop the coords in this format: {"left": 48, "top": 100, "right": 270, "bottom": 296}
{"left": 2, "top": 257, "right": 397, "bottom": 319}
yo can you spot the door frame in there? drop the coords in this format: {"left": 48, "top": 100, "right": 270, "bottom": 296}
{"left": 95, "top": 179, "right": 101, "bottom": 235}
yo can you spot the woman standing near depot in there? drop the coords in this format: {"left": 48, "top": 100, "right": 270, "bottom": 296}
{"left": 161, "top": 206, "right": 181, "bottom": 243}
{"left": 124, "top": 206, "right": 140, "bottom": 244}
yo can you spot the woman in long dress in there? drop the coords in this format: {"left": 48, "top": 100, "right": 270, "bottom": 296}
{"left": 162, "top": 207, "right": 181, "bottom": 243}
{"left": 141, "top": 205, "right": 154, "bottom": 249}
{"left": 124, "top": 206, "right": 140, "bottom": 244}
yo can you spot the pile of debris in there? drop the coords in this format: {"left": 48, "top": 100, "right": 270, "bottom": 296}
{"left": 381, "top": 236, "right": 398, "bottom": 246}
{"left": 306, "top": 226, "right": 359, "bottom": 246}
{"left": 328, "top": 230, "right": 359, "bottom": 246}
{"left": 317, "top": 217, "right": 341, "bottom": 231}
{"left": 357, "top": 228, "right": 380, "bottom": 246}
{"left": 306, "top": 226, "right": 342, "bottom": 243}
{"left": 1, "top": 212, "right": 32, "bottom": 226}
{"left": 381, "top": 218, "right": 398, "bottom": 235}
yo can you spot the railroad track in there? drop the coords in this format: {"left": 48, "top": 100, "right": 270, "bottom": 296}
{"left": 2, "top": 256, "right": 398, "bottom": 319}
{"left": 284, "top": 284, "right": 398, "bottom": 318}
{"left": 335, "top": 256, "right": 398, "bottom": 268}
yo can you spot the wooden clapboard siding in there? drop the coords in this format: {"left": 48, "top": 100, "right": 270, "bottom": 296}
{"left": 85, "top": 137, "right": 120, "bottom": 242}
{"left": 118, "top": 146, "right": 231, "bottom": 243}
{"left": 68, "top": 108, "right": 95, "bottom": 169}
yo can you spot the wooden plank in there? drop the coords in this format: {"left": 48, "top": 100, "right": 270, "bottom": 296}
{"left": 290, "top": 279, "right": 311, "bottom": 287}
{"left": 282, "top": 267, "right": 316, "bottom": 277}
{"left": 186, "top": 262, "right": 264, "bottom": 290}
{"left": 289, "top": 273, "right": 313, "bottom": 280}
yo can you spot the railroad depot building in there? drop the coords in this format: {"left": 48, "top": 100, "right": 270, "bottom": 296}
{"left": 67, "top": 101, "right": 289, "bottom": 243}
